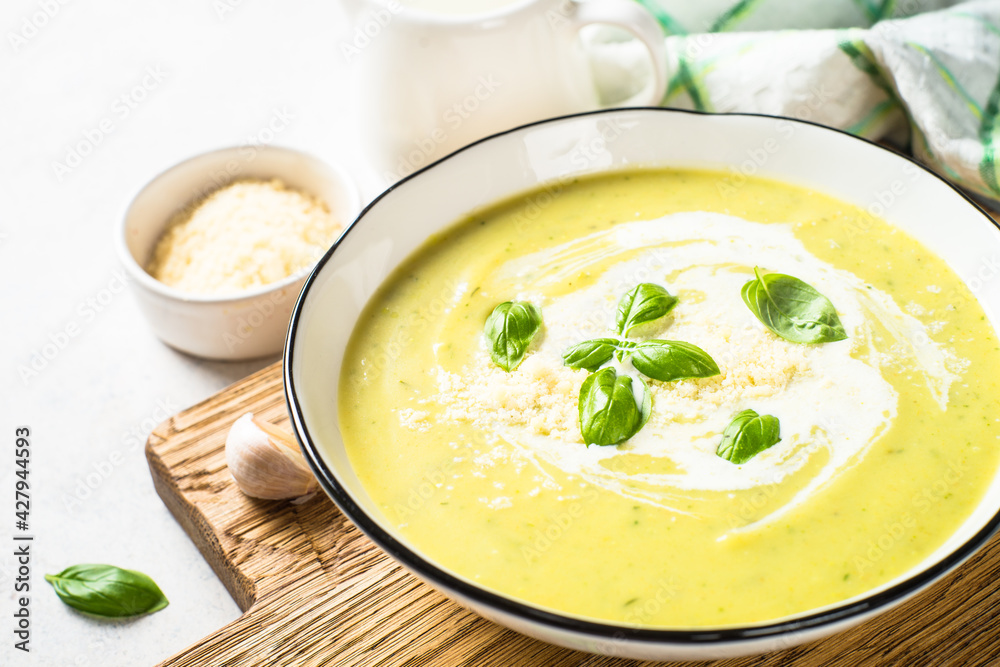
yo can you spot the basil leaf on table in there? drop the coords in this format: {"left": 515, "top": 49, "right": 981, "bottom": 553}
{"left": 45, "top": 564, "right": 169, "bottom": 618}
{"left": 579, "top": 367, "right": 647, "bottom": 446}
{"left": 615, "top": 283, "right": 678, "bottom": 336}
{"left": 563, "top": 338, "right": 619, "bottom": 372}
{"left": 484, "top": 301, "right": 543, "bottom": 371}
{"left": 630, "top": 340, "right": 721, "bottom": 382}
{"left": 716, "top": 409, "right": 781, "bottom": 465}
{"left": 741, "top": 267, "right": 848, "bottom": 344}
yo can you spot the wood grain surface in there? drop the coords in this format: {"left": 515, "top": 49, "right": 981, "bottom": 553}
{"left": 147, "top": 361, "right": 1000, "bottom": 666}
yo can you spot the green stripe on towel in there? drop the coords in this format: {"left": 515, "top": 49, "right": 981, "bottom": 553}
{"left": 978, "top": 69, "right": 1000, "bottom": 196}
{"left": 633, "top": 0, "right": 688, "bottom": 35}
{"left": 907, "top": 42, "right": 982, "bottom": 120}
{"left": 708, "top": 0, "right": 767, "bottom": 33}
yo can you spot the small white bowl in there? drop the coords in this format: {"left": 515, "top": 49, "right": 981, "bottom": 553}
{"left": 117, "top": 145, "right": 359, "bottom": 360}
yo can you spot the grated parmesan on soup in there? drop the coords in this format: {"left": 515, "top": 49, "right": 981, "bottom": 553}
{"left": 147, "top": 178, "right": 341, "bottom": 295}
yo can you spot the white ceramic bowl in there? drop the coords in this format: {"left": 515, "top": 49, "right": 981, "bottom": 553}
{"left": 118, "top": 145, "right": 359, "bottom": 360}
{"left": 284, "top": 109, "right": 1000, "bottom": 660}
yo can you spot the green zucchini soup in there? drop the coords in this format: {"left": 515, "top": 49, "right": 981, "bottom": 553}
{"left": 338, "top": 168, "right": 1000, "bottom": 627}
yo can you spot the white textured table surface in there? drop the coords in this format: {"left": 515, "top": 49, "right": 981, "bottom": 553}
{"left": 1, "top": 1, "right": 374, "bottom": 664}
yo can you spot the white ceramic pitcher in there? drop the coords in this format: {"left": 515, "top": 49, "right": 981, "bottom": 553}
{"left": 347, "top": 0, "right": 668, "bottom": 182}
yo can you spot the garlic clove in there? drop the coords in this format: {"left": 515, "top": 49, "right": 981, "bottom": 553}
{"left": 225, "top": 412, "right": 318, "bottom": 500}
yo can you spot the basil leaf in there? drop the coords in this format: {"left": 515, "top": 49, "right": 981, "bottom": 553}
{"left": 741, "top": 267, "right": 847, "bottom": 344}
{"left": 45, "top": 564, "right": 169, "bottom": 618}
{"left": 615, "top": 339, "right": 638, "bottom": 362}
{"left": 616, "top": 283, "right": 678, "bottom": 336}
{"left": 716, "top": 409, "right": 781, "bottom": 465}
{"left": 563, "top": 338, "right": 619, "bottom": 372}
{"left": 579, "top": 368, "right": 644, "bottom": 446}
{"left": 630, "top": 340, "right": 721, "bottom": 382}
{"left": 484, "top": 301, "right": 542, "bottom": 371}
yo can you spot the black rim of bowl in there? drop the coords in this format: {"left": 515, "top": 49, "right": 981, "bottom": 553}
{"left": 285, "top": 107, "right": 1000, "bottom": 645}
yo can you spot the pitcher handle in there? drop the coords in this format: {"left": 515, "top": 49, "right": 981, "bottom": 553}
{"left": 569, "top": 0, "right": 668, "bottom": 107}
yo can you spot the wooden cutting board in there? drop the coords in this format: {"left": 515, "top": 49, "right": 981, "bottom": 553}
{"left": 147, "top": 360, "right": 1000, "bottom": 666}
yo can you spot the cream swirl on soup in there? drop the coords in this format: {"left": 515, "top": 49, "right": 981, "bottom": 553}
{"left": 427, "top": 213, "right": 960, "bottom": 531}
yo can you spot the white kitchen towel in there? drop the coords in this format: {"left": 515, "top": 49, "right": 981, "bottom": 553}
{"left": 590, "top": 0, "right": 1000, "bottom": 201}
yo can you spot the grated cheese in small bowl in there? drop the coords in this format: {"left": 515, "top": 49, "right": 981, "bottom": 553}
{"left": 146, "top": 178, "right": 342, "bottom": 296}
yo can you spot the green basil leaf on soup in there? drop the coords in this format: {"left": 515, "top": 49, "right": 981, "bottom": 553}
{"left": 716, "top": 409, "right": 781, "bottom": 465}
{"left": 615, "top": 283, "right": 679, "bottom": 336}
{"left": 614, "top": 339, "right": 637, "bottom": 362}
{"left": 563, "top": 338, "right": 620, "bottom": 372}
{"left": 579, "top": 367, "right": 645, "bottom": 446}
{"left": 484, "top": 301, "right": 543, "bottom": 371}
{"left": 44, "top": 564, "right": 169, "bottom": 618}
{"left": 629, "top": 340, "right": 721, "bottom": 382}
{"left": 741, "top": 267, "right": 848, "bottom": 344}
